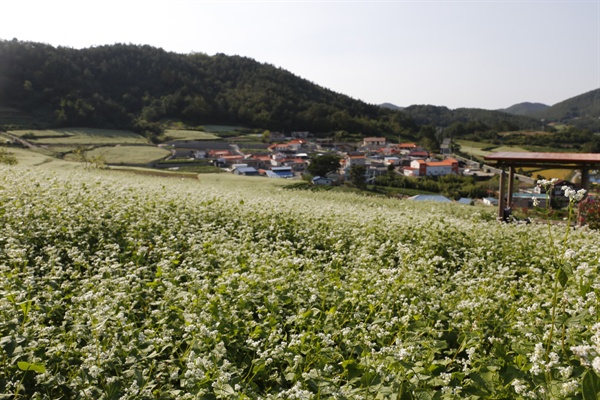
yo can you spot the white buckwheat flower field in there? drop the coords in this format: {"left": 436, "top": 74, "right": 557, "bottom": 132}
{"left": 1, "top": 165, "right": 599, "bottom": 399}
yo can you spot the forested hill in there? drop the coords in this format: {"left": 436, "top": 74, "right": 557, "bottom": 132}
{"left": 497, "top": 90, "right": 600, "bottom": 132}
{"left": 0, "top": 40, "right": 416, "bottom": 136}
{"left": 499, "top": 102, "right": 549, "bottom": 116}
{"left": 1, "top": 39, "right": 550, "bottom": 138}
{"left": 533, "top": 89, "right": 600, "bottom": 132}
{"left": 401, "top": 105, "right": 539, "bottom": 132}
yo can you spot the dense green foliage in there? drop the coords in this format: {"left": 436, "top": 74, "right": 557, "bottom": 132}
{"left": 0, "top": 40, "right": 418, "bottom": 138}
{"left": 533, "top": 89, "right": 600, "bottom": 132}
{"left": 306, "top": 153, "right": 342, "bottom": 177}
{"left": 1, "top": 166, "right": 599, "bottom": 399}
{"left": 374, "top": 173, "right": 489, "bottom": 200}
{"left": 402, "top": 105, "right": 539, "bottom": 133}
{"left": 402, "top": 104, "right": 599, "bottom": 150}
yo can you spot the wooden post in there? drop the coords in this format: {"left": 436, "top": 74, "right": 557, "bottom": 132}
{"left": 581, "top": 168, "right": 590, "bottom": 191}
{"left": 508, "top": 166, "right": 515, "bottom": 208}
{"left": 498, "top": 168, "right": 506, "bottom": 220}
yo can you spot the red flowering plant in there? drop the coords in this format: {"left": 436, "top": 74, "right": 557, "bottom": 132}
{"left": 579, "top": 195, "right": 600, "bottom": 230}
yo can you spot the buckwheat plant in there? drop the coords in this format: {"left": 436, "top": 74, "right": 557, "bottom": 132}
{"left": 533, "top": 178, "right": 600, "bottom": 399}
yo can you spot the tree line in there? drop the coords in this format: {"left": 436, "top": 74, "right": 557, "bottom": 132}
{"left": 2, "top": 40, "right": 555, "bottom": 143}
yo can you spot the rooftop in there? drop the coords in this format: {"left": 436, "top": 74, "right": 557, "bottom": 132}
{"left": 484, "top": 152, "right": 600, "bottom": 168}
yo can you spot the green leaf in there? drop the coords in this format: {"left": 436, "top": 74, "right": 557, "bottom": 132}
{"left": 214, "top": 383, "right": 235, "bottom": 396}
{"left": 582, "top": 370, "right": 600, "bottom": 400}
{"left": 17, "top": 361, "right": 46, "bottom": 373}
{"left": 557, "top": 268, "right": 568, "bottom": 288}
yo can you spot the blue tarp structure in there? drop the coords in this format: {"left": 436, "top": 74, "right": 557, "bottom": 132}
{"left": 407, "top": 194, "right": 452, "bottom": 203}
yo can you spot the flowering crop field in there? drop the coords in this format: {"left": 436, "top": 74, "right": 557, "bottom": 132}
{"left": 1, "top": 166, "right": 599, "bottom": 399}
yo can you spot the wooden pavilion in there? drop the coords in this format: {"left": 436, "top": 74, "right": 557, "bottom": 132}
{"left": 483, "top": 152, "right": 600, "bottom": 219}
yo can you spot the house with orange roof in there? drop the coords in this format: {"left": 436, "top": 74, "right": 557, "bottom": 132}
{"left": 208, "top": 149, "right": 231, "bottom": 158}
{"left": 287, "top": 139, "right": 306, "bottom": 151}
{"left": 391, "top": 143, "right": 418, "bottom": 155}
{"left": 282, "top": 157, "right": 308, "bottom": 171}
{"left": 243, "top": 154, "right": 272, "bottom": 169}
{"left": 404, "top": 158, "right": 459, "bottom": 177}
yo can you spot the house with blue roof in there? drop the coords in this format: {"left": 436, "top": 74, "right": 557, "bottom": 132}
{"left": 266, "top": 166, "right": 294, "bottom": 179}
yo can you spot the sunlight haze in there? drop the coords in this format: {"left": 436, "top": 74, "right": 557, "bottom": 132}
{"left": 1, "top": 0, "right": 599, "bottom": 110}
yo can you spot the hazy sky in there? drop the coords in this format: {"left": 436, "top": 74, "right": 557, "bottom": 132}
{"left": 1, "top": 0, "right": 599, "bottom": 110}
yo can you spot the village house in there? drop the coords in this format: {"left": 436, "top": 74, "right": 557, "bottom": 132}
{"left": 533, "top": 179, "right": 578, "bottom": 197}
{"left": 242, "top": 154, "right": 272, "bottom": 170}
{"left": 214, "top": 154, "right": 244, "bottom": 168}
{"left": 232, "top": 164, "right": 260, "bottom": 176}
{"left": 408, "top": 148, "right": 430, "bottom": 160}
{"left": 269, "top": 131, "right": 286, "bottom": 141}
{"left": 209, "top": 149, "right": 232, "bottom": 158}
{"left": 265, "top": 166, "right": 294, "bottom": 178}
{"left": 268, "top": 143, "right": 293, "bottom": 153}
{"left": 362, "top": 137, "right": 386, "bottom": 148}
{"left": 511, "top": 193, "right": 548, "bottom": 209}
{"left": 316, "top": 138, "right": 334, "bottom": 150}
{"left": 312, "top": 176, "right": 333, "bottom": 186}
{"left": 340, "top": 153, "right": 367, "bottom": 175}
{"left": 383, "top": 156, "right": 401, "bottom": 166}
{"left": 287, "top": 139, "right": 306, "bottom": 152}
{"left": 344, "top": 153, "right": 367, "bottom": 167}
{"left": 403, "top": 158, "right": 459, "bottom": 177}
{"left": 280, "top": 157, "right": 308, "bottom": 172}
{"left": 392, "top": 143, "right": 418, "bottom": 155}
{"left": 440, "top": 138, "right": 452, "bottom": 155}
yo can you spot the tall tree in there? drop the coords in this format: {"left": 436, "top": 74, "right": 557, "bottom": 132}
{"left": 307, "top": 154, "right": 341, "bottom": 177}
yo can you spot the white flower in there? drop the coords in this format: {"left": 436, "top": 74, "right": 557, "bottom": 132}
{"left": 563, "top": 186, "right": 586, "bottom": 202}
{"left": 564, "top": 249, "right": 576, "bottom": 259}
{"left": 561, "top": 380, "right": 578, "bottom": 396}
{"left": 593, "top": 357, "right": 600, "bottom": 374}
{"left": 512, "top": 379, "right": 527, "bottom": 395}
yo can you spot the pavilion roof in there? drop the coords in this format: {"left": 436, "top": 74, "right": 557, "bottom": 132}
{"left": 484, "top": 152, "right": 600, "bottom": 169}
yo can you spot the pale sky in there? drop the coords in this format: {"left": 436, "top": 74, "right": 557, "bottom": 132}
{"left": 1, "top": 0, "right": 599, "bottom": 110}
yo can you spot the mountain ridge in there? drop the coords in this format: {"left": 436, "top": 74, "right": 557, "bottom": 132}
{"left": 1, "top": 39, "right": 597, "bottom": 136}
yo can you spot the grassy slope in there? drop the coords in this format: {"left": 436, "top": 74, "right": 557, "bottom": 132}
{"left": 163, "top": 129, "right": 221, "bottom": 141}
{"left": 74, "top": 146, "right": 171, "bottom": 165}
{"left": 7, "top": 128, "right": 148, "bottom": 144}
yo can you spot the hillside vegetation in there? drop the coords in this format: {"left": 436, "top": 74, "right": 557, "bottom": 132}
{"left": 0, "top": 39, "right": 567, "bottom": 142}
{"left": 0, "top": 40, "right": 416, "bottom": 137}
{"left": 534, "top": 89, "right": 600, "bottom": 132}
{"left": 1, "top": 164, "right": 599, "bottom": 399}
{"left": 499, "top": 102, "right": 550, "bottom": 116}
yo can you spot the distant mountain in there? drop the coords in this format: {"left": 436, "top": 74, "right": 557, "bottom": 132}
{"left": 379, "top": 102, "right": 404, "bottom": 111}
{"left": 534, "top": 89, "right": 600, "bottom": 131}
{"left": 499, "top": 102, "right": 549, "bottom": 116}
{"left": 401, "top": 104, "right": 539, "bottom": 131}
